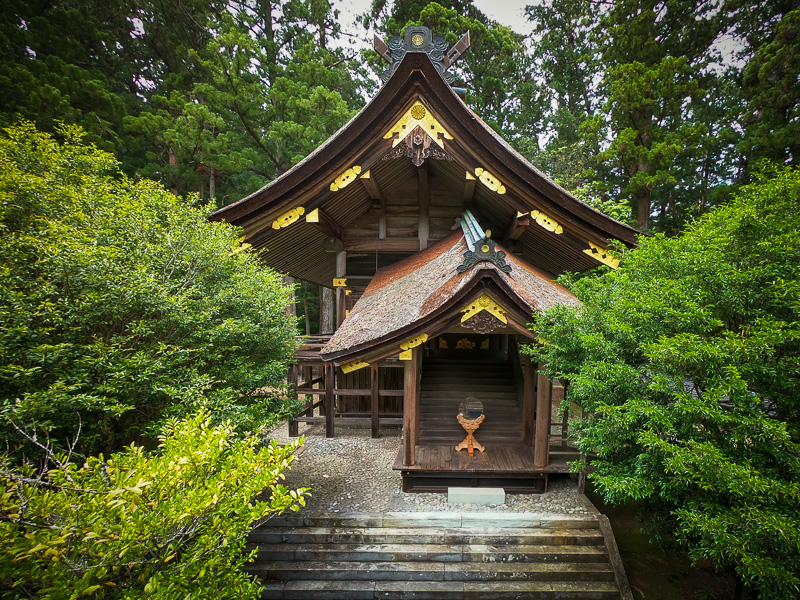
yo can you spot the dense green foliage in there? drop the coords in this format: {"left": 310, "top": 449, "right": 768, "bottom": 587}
{"left": 0, "top": 123, "right": 299, "bottom": 456}
{"left": 0, "top": 410, "right": 309, "bottom": 599}
{"left": 530, "top": 166, "right": 800, "bottom": 597}
{"left": 0, "top": 0, "right": 363, "bottom": 205}
{"left": 3, "top": 0, "right": 797, "bottom": 230}
{"left": 524, "top": 1, "right": 798, "bottom": 233}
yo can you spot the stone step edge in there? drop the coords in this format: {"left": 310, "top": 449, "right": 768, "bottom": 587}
{"left": 248, "top": 559, "right": 615, "bottom": 575}
{"left": 261, "top": 580, "right": 619, "bottom": 600}
{"left": 251, "top": 542, "right": 610, "bottom": 562}
{"left": 249, "top": 525, "right": 604, "bottom": 543}
{"left": 260, "top": 512, "right": 599, "bottom": 529}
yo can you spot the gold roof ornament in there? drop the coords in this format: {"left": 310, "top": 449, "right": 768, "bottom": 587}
{"left": 583, "top": 242, "right": 621, "bottom": 268}
{"left": 272, "top": 206, "right": 305, "bottom": 229}
{"left": 461, "top": 292, "right": 508, "bottom": 324}
{"left": 384, "top": 101, "right": 453, "bottom": 149}
{"left": 330, "top": 166, "right": 362, "bottom": 191}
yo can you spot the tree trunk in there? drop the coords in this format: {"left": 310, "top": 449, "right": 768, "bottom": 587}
{"left": 636, "top": 190, "right": 651, "bottom": 230}
{"left": 209, "top": 168, "right": 216, "bottom": 201}
{"left": 634, "top": 154, "right": 652, "bottom": 230}
{"left": 283, "top": 276, "right": 296, "bottom": 320}
{"left": 320, "top": 286, "right": 334, "bottom": 334}
{"left": 168, "top": 146, "right": 179, "bottom": 196}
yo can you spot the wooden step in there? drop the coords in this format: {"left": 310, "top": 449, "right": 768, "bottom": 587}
{"left": 247, "top": 510, "right": 625, "bottom": 599}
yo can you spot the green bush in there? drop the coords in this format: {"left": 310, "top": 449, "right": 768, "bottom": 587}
{"left": 0, "top": 410, "right": 309, "bottom": 599}
{"left": 0, "top": 122, "right": 299, "bottom": 455}
{"left": 531, "top": 166, "right": 800, "bottom": 597}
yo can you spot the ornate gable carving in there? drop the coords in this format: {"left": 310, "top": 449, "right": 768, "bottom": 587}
{"left": 381, "top": 125, "right": 452, "bottom": 166}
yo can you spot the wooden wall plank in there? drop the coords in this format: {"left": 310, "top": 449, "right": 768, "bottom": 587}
{"left": 418, "top": 165, "right": 429, "bottom": 250}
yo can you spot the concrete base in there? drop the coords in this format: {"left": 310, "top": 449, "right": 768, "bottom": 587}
{"left": 447, "top": 487, "right": 505, "bottom": 506}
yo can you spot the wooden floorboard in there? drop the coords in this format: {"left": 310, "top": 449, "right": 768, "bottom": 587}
{"left": 395, "top": 444, "right": 537, "bottom": 473}
{"left": 393, "top": 443, "right": 580, "bottom": 475}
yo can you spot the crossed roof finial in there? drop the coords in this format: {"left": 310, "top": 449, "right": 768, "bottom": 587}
{"left": 374, "top": 26, "right": 470, "bottom": 85}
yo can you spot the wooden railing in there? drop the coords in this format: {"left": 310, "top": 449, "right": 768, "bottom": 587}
{"left": 287, "top": 336, "right": 404, "bottom": 438}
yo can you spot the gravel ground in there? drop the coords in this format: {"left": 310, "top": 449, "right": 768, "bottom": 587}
{"left": 265, "top": 420, "right": 594, "bottom": 515}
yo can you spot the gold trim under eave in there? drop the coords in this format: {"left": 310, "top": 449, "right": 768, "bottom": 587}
{"left": 341, "top": 359, "right": 369, "bottom": 373}
{"left": 473, "top": 168, "right": 506, "bottom": 194}
{"left": 272, "top": 206, "right": 305, "bottom": 229}
{"left": 399, "top": 333, "right": 428, "bottom": 360}
{"left": 384, "top": 101, "right": 453, "bottom": 149}
{"left": 333, "top": 278, "right": 347, "bottom": 287}
{"left": 227, "top": 235, "right": 252, "bottom": 256}
{"left": 330, "top": 166, "right": 362, "bottom": 191}
{"left": 584, "top": 242, "right": 620, "bottom": 268}
{"left": 531, "top": 210, "right": 563, "bottom": 234}
{"left": 461, "top": 292, "right": 508, "bottom": 324}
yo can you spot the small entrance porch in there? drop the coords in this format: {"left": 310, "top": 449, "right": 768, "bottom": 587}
{"left": 391, "top": 344, "right": 582, "bottom": 493}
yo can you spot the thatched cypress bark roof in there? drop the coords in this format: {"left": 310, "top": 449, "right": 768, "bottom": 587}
{"left": 321, "top": 231, "right": 579, "bottom": 360}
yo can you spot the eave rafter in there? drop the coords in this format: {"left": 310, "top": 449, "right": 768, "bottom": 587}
{"left": 463, "top": 171, "right": 476, "bottom": 207}
{"left": 359, "top": 170, "right": 387, "bottom": 239}
{"left": 306, "top": 207, "right": 345, "bottom": 242}
{"left": 504, "top": 211, "right": 531, "bottom": 242}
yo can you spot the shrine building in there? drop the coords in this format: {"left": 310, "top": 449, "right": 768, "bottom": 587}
{"left": 211, "top": 27, "right": 638, "bottom": 493}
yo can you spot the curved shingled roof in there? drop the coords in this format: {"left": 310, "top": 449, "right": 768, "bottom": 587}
{"left": 211, "top": 50, "right": 638, "bottom": 285}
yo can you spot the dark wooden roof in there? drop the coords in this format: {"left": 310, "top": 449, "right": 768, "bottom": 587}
{"left": 211, "top": 51, "right": 638, "bottom": 286}
{"left": 320, "top": 231, "right": 579, "bottom": 364}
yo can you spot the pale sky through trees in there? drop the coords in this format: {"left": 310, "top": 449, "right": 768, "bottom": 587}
{"left": 338, "top": 0, "right": 535, "bottom": 36}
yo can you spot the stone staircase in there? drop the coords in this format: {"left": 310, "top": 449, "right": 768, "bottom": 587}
{"left": 245, "top": 511, "right": 627, "bottom": 599}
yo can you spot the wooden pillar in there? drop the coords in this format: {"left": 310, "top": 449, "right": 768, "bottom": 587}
{"left": 324, "top": 362, "right": 335, "bottom": 438}
{"left": 303, "top": 366, "right": 313, "bottom": 417}
{"left": 534, "top": 366, "right": 552, "bottom": 468}
{"left": 559, "top": 379, "right": 569, "bottom": 448}
{"left": 403, "top": 347, "right": 419, "bottom": 466}
{"left": 578, "top": 454, "right": 588, "bottom": 494}
{"left": 288, "top": 364, "right": 299, "bottom": 437}
{"left": 522, "top": 356, "right": 536, "bottom": 447}
{"left": 415, "top": 348, "right": 422, "bottom": 437}
{"left": 371, "top": 363, "right": 380, "bottom": 439}
{"left": 335, "top": 251, "right": 346, "bottom": 329}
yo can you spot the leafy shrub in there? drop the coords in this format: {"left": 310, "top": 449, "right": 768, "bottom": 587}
{"left": 0, "top": 410, "right": 309, "bottom": 599}
{"left": 0, "top": 122, "right": 299, "bottom": 455}
{"left": 531, "top": 166, "right": 800, "bottom": 597}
